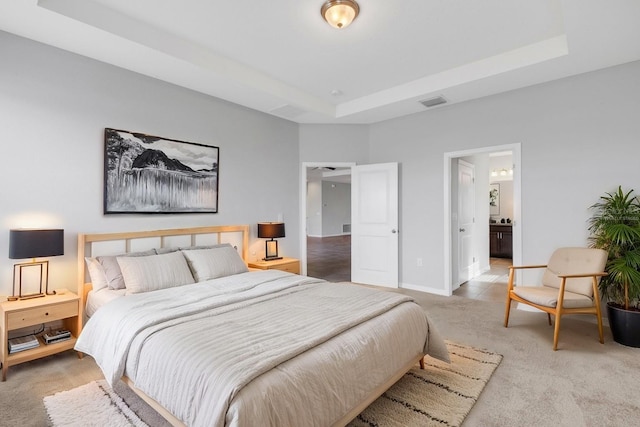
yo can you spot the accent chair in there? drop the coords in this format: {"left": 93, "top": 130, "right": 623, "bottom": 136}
{"left": 504, "top": 247, "right": 608, "bottom": 350}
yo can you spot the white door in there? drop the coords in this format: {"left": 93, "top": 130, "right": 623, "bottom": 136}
{"left": 457, "top": 160, "right": 475, "bottom": 286}
{"left": 351, "top": 163, "right": 399, "bottom": 288}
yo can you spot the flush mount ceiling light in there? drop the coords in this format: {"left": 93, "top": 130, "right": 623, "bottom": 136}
{"left": 321, "top": 0, "right": 360, "bottom": 29}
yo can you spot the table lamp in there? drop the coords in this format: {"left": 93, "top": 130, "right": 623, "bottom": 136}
{"left": 9, "top": 229, "right": 64, "bottom": 300}
{"left": 257, "top": 222, "right": 285, "bottom": 261}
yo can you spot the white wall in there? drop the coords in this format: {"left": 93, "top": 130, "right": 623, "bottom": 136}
{"left": 369, "top": 60, "right": 640, "bottom": 293}
{"left": 0, "top": 32, "right": 300, "bottom": 296}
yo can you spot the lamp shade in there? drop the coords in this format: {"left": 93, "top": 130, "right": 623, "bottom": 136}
{"left": 257, "top": 222, "right": 285, "bottom": 239}
{"left": 9, "top": 229, "right": 64, "bottom": 259}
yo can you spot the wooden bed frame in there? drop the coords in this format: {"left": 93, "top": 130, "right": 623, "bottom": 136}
{"left": 76, "top": 224, "right": 425, "bottom": 427}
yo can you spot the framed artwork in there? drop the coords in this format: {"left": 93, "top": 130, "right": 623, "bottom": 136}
{"left": 489, "top": 183, "right": 500, "bottom": 216}
{"left": 104, "top": 128, "right": 219, "bottom": 214}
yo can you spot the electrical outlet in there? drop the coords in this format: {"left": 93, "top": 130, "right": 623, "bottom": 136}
{"left": 417, "top": 258, "right": 423, "bottom": 267}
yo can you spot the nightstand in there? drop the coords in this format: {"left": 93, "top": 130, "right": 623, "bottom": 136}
{"left": 249, "top": 257, "right": 300, "bottom": 274}
{"left": 1, "top": 293, "right": 80, "bottom": 381}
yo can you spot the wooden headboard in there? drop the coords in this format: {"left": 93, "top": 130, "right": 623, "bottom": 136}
{"left": 77, "top": 225, "right": 250, "bottom": 325}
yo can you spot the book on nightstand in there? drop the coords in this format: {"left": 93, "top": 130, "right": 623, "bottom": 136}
{"left": 43, "top": 330, "right": 71, "bottom": 345}
{"left": 8, "top": 335, "right": 40, "bottom": 353}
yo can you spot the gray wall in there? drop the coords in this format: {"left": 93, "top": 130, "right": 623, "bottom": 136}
{"left": 0, "top": 31, "right": 300, "bottom": 295}
{"left": 321, "top": 181, "right": 351, "bottom": 237}
{"left": 3, "top": 30, "right": 640, "bottom": 297}
{"left": 368, "top": 60, "right": 640, "bottom": 292}
{"left": 299, "top": 124, "right": 369, "bottom": 163}
{"left": 306, "top": 179, "right": 351, "bottom": 238}
{"left": 306, "top": 178, "right": 323, "bottom": 237}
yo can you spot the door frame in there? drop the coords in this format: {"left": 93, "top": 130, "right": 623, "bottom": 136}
{"left": 443, "top": 143, "right": 522, "bottom": 295}
{"left": 300, "top": 162, "right": 356, "bottom": 276}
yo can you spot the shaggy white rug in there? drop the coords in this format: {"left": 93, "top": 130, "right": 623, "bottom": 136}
{"left": 44, "top": 380, "right": 148, "bottom": 427}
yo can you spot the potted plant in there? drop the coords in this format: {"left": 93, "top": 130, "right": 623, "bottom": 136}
{"left": 588, "top": 186, "right": 640, "bottom": 347}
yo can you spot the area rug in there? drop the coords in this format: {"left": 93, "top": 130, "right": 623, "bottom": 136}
{"left": 348, "top": 341, "right": 503, "bottom": 427}
{"left": 44, "top": 341, "right": 501, "bottom": 427}
{"left": 44, "top": 380, "right": 148, "bottom": 427}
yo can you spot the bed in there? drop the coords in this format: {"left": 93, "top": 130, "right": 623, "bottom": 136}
{"left": 75, "top": 225, "right": 448, "bottom": 427}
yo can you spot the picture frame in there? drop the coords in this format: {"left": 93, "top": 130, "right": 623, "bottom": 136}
{"left": 104, "top": 128, "right": 219, "bottom": 214}
{"left": 489, "top": 183, "right": 500, "bottom": 216}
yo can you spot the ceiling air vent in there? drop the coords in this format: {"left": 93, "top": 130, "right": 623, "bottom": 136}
{"left": 419, "top": 96, "right": 447, "bottom": 108}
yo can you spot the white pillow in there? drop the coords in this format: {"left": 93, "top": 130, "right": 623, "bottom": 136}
{"left": 117, "top": 251, "right": 195, "bottom": 294}
{"left": 97, "top": 249, "right": 156, "bottom": 290}
{"left": 85, "top": 257, "right": 109, "bottom": 292}
{"left": 182, "top": 246, "right": 248, "bottom": 282}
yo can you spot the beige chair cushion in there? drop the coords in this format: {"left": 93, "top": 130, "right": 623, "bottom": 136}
{"left": 541, "top": 247, "right": 607, "bottom": 297}
{"left": 513, "top": 286, "right": 594, "bottom": 309}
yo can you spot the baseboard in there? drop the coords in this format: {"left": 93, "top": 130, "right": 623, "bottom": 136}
{"left": 400, "top": 282, "right": 451, "bottom": 296}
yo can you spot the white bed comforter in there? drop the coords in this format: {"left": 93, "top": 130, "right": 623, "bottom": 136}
{"left": 76, "top": 270, "right": 448, "bottom": 427}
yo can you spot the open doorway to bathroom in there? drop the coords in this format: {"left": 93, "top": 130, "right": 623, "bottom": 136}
{"left": 455, "top": 151, "right": 516, "bottom": 302}
{"left": 444, "top": 143, "right": 521, "bottom": 297}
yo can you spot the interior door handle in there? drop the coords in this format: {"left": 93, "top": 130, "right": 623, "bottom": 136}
{"left": 391, "top": 229, "right": 398, "bottom": 234}
{"left": 459, "top": 228, "right": 465, "bottom": 232}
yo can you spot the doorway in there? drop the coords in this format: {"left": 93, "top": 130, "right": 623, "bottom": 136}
{"left": 301, "top": 162, "right": 354, "bottom": 279}
{"left": 443, "top": 143, "right": 522, "bottom": 296}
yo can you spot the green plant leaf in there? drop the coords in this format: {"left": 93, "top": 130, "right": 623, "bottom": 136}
{"left": 589, "top": 186, "right": 640, "bottom": 308}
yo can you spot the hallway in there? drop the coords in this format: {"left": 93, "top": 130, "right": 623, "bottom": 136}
{"left": 306, "top": 235, "right": 351, "bottom": 282}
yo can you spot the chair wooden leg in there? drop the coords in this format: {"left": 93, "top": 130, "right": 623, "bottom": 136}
{"left": 504, "top": 268, "right": 515, "bottom": 328}
{"left": 593, "top": 277, "right": 604, "bottom": 344}
{"left": 552, "top": 279, "right": 568, "bottom": 351}
{"left": 547, "top": 313, "right": 552, "bottom": 326}
{"left": 596, "top": 314, "right": 604, "bottom": 344}
{"left": 553, "top": 313, "right": 562, "bottom": 351}
{"left": 504, "top": 294, "right": 512, "bottom": 327}
{"left": 419, "top": 357, "right": 425, "bottom": 370}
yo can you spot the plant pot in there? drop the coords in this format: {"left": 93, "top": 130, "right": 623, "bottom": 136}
{"left": 607, "top": 303, "right": 640, "bottom": 348}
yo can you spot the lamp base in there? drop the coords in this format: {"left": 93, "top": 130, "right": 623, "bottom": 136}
{"left": 19, "top": 293, "right": 46, "bottom": 300}
{"left": 262, "top": 256, "right": 283, "bottom": 261}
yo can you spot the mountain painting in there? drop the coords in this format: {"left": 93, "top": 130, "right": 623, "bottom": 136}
{"left": 104, "top": 128, "right": 219, "bottom": 213}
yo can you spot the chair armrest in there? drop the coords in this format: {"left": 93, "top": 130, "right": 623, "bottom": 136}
{"left": 509, "top": 264, "right": 547, "bottom": 271}
{"left": 506, "top": 264, "right": 548, "bottom": 291}
{"left": 557, "top": 272, "right": 608, "bottom": 279}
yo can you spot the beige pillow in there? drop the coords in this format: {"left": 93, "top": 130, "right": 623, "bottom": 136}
{"left": 97, "top": 249, "right": 156, "bottom": 290}
{"left": 182, "top": 246, "right": 248, "bottom": 282}
{"left": 85, "top": 257, "right": 109, "bottom": 292}
{"left": 118, "top": 251, "right": 195, "bottom": 294}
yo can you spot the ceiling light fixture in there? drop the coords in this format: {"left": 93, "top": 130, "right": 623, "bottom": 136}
{"left": 321, "top": 0, "right": 360, "bottom": 29}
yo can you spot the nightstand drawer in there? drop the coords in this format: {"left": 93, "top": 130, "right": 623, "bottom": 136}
{"left": 276, "top": 261, "right": 300, "bottom": 274}
{"left": 7, "top": 300, "right": 78, "bottom": 329}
